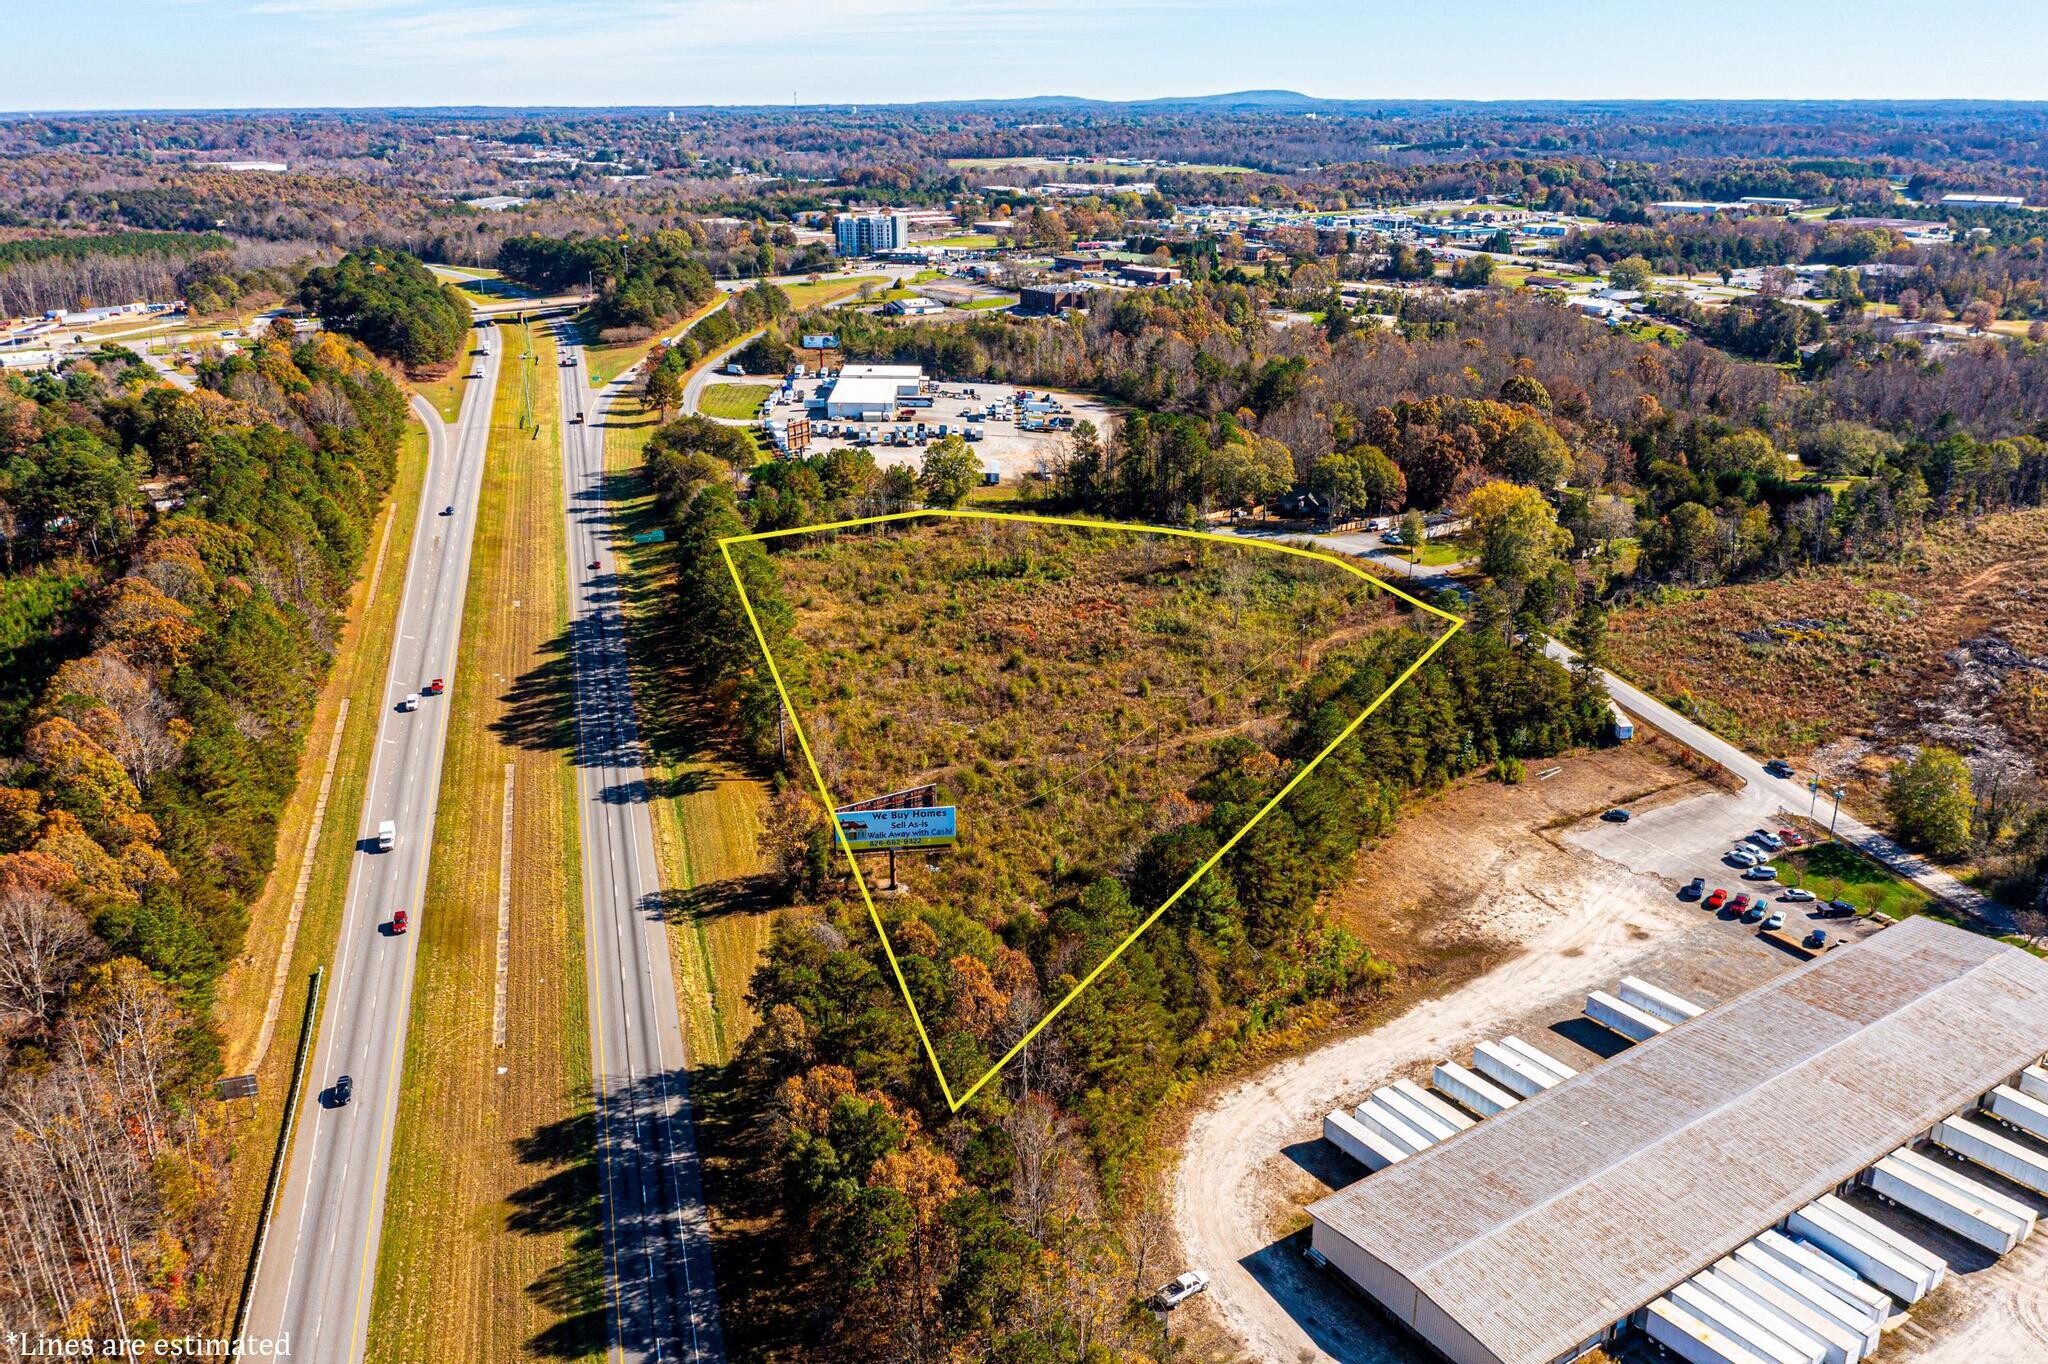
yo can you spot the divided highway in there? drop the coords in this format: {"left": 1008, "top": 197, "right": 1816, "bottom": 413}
{"left": 243, "top": 328, "right": 502, "bottom": 1360}
{"left": 553, "top": 325, "right": 728, "bottom": 1364}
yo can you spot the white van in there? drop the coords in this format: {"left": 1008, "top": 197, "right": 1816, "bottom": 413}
{"left": 376, "top": 820, "right": 396, "bottom": 852}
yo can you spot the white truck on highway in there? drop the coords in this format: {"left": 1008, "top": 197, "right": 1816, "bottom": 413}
{"left": 376, "top": 819, "right": 396, "bottom": 852}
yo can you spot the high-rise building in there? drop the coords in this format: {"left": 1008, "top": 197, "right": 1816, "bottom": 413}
{"left": 835, "top": 212, "right": 911, "bottom": 257}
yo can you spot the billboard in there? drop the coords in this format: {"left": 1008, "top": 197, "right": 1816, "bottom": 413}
{"left": 834, "top": 805, "right": 957, "bottom": 852}
{"left": 802, "top": 333, "right": 840, "bottom": 350}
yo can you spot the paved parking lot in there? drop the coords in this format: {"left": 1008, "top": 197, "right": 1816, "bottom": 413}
{"left": 774, "top": 376, "right": 1119, "bottom": 483}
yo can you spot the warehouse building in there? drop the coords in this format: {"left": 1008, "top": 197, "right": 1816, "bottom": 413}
{"left": 821, "top": 363, "right": 925, "bottom": 420}
{"left": 1308, "top": 917, "right": 2048, "bottom": 1364}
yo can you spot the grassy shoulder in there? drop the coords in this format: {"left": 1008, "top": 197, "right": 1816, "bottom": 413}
{"left": 580, "top": 293, "right": 728, "bottom": 388}
{"left": 600, "top": 392, "right": 775, "bottom": 1065}
{"left": 203, "top": 416, "right": 434, "bottom": 1333}
{"left": 698, "top": 382, "right": 774, "bottom": 421}
{"left": 369, "top": 321, "right": 601, "bottom": 1363}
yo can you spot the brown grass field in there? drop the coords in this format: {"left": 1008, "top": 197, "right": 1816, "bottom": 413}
{"left": 368, "top": 321, "right": 602, "bottom": 1363}
{"left": 1606, "top": 507, "right": 2048, "bottom": 800}
{"left": 201, "top": 419, "right": 433, "bottom": 1333}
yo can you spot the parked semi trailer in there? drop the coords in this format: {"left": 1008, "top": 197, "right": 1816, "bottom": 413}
{"left": 1708, "top": 1258, "right": 1865, "bottom": 1364}
{"left": 1391, "top": 1077, "right": 1475, "bottom": 1133}
{"left": 1586, "top": 989, "right": 1671, "bottom": 1043}
{"left": 2016, "top": 1064, "right": 2048, "bottom": 1104}
{"left": 1746, "top": 1232, "right": 1890, "bottom": 1342}
{"left": 1323, "top": 1109, "right": 1405, "bottom": 1172}
{"left": 1734, "top": 1242, "right": 1881, "bottom": 1356}
{"left": 1886, "top": 1146, "right": 2035, "bottom": 1244}
{"left": 1353, "top": 1099, "right": 1433, "bottom": 1155}
{"left": 1644, "top": 1297, "right": 1770, "bottom": 1364}
{"left": 1931, "top": 1114, "right": 2048, "bottom": 1196}
{"left": 1431, "top": 1060, "right": 1518, "bottom": 1118}
{"left": 1618, "top": 974, "right": 1705, "bottom": 1023}
{"left": 1669, "top": 1282, "right": 1810, "bottom": 1364}
{"left": 1471, "top": 1040, "right": 1557, "bottom": 1099}
{"left": 1684, "top": 1272, "right": 1825, "bottom": 1364}
{"left": 1498, "top": 1034, "right": 1577, "bottom": 1083}
{"left": 1984, "top": 1083, "right": 2048, "bottom": 1141}
{"left": 1789, "top": 1197, "right": 1943, "bottom": 1303}
{"left": 1372, "top": 1085, "right": 1459, "bottom": 1144}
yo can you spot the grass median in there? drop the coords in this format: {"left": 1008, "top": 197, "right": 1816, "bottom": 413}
{"left": 370, "top": 320, "right": 602, "bottom": 1363}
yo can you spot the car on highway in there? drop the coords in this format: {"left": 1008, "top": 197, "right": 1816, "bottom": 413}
{"left": 1742, "top": 900, "right": 1768, "bottom": 924}
{"left": 1704, "top": 888, "right": 1729, "bottom": 912}
{"left": 1764, "top": 759, "right": 1796, "bottom": 778}
{"left": 441, "top": 504, "right": 454, "bottom": 516}
{"left": 1782, "top": 887, "right": 1817, "bottom": 902}
{"left": 1152, "top": 1271, "right": 1211, "bottom": 1309}
{"left": 587, "top": 559, "right": 601, "bottom": 571}
{"left": 400, "top": 692, "right": 419, "bottom": 711}
{"left": 391, "top": 909, "right": 408, "bottom": 935}
{"left": 1763, "top": 911, "right": 1786, "bottom": 931}
{"left": 1601, "top": 808, "right": 1631, "bottom": 823}
{"left": 571, "top": 411, "right": 584, "bottom": 423}
{"left": 426, "top": 678, "right": 445, "bottom": 695}
{"left": 332, "top": 1074, "right": 354, "bottom": 1107}
{"left": 1742, "top": 865, "right": 1779, "bottom": 881}
{"left": 560, "top": 356, "right": 576, "bottom": 367}
{"left": 1681, "top": 877, "right": 1705, "bottom": 900}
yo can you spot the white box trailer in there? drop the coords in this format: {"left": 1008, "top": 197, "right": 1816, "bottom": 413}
{"left": 1432, "top": 1061, "right": 1517, "bottom": 1118}
{"left": 1985, "top": 1083, "right": 2048, "bottom": 1141}
{"left": 1619, "top": 973, "right": 1705, "bottom": 1023}
{"left": 1867, "top": 1155, "right": 2025, "bottom": 1254}
{"left": 1644, "top": 1297, "right": 1772, "bottom": 1364}
{"left": 1390, "top": 1077, "right": 1474, "bottom": 1133}
{"left": 1670, "top": 1282, "right": 1811, "bottom": 1364}
{"left": 2016, "top": 1064, "right": 2048, "bottom": 1104}
{"left": 1686, "top": 1272, "right": 1826, "bottom": 1364}
{"left": 1709, "top": 1258, "right": 1865, "bottom": 1364}
{"left": 1372, "top": 1085, "right": 1459, "bottom": 1144}
{"left": 1323, "top": 1110, "right": 1405, "bottom": 1172}
{"left": 1932, "top": 1114, "right": 2048, "bottom": 1197}
{"left": 1586, "top": 989, "right": 1671, "bottom": 1043}
{"left": 1748, "top": 1231, "right": 1891, "bottom": 1336}
{"left": 1887, "top": 1146, "right": 2035, "bottom": 1242}
{"left": 1789, "top": 1197, "right": 1943, "bottom": 1303}
{"left": 1499, "top": 1033, "right": 1577, "bottom": 1083}
{"left": 1735, "top": 1241, "right": 1882, "bottom": 1354}
{"left": 1472, "top": 1040, "right": 1557, "bottom": 1099}
{"left": 1353, "top": 1099, "right": 1433, "bottom": 1155}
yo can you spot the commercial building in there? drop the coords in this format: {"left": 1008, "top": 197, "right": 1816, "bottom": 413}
{"left": 835, "top": 212, "right": 911, "bottom": 257}
{"left": 1018, "top": 284, "right": 1093, "bottom": 316}
{"left": 1308, "top": 917, "right": 2048, "bottom": 1364}
{"left": 821, "top": 363, "right": 925, "bottom": 420}
{"left": 1117, "top": 262, "right": 1181, "bottom": 286}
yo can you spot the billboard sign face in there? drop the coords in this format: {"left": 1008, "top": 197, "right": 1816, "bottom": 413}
{"left": 835, "top": 805, "right": 957, "bottom": 851}
{"left": 802, "top": 333, "right": 839, "bottom": 350}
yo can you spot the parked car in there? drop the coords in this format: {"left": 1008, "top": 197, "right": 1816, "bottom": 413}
{"left": 1681, "top": 877, "right": 1705, "bottom": 900}
{"left": 1704, "top": 888, "right": 1729, "bottom": 912}
{"left": 1821, "top": 898, "right": 1857, "bottom": 918}
{"left": 1783, "top": 887, "right": 1817, "bottom": 902}
{"left": 1742, "top": 901, "right": 1767, "bottom": 924}
{"left": 1727, "top": 848, "right": 1760, "bottom": 868}
{"left": 1750, "top": 829, "right": 1784, "bottom": 851}
{"left": 1776, "top": 827, "right": 1806, "bottom": 846}
{"left": 1153, "top": 1271, "right": 1211, "bottom": 1309}
{"left": 1730, "top": 893, "right": 1751, "bottom": 916}
{"left": 1743, "top": 865, "right": 1779, "bottom": 882}
{"left": 392, "top": 909, "right": 409, "bottom": 935}
{"left": 1764, "top": 759, "right": 1796, "bottom": 778}
{"left": 1804, "top": 929, "right": 1828, "bottom": 949}
{"left": 1600, "top": 808, "right": 1631, "bottom": 823}
{"left": 1763, "top": 911, "right": 1786, "bottom": 931}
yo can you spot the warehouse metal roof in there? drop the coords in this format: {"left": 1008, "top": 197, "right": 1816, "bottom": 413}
{"left": 1308, "top": 917, "right": 2048, "bottom": 1364}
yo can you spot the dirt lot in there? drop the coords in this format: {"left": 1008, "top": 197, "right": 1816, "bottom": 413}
{"left": 1169, "top": 741, "right": 1813, "bottom": 1364}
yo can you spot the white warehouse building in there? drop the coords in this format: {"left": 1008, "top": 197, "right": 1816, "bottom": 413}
{"left": 821, "top": 363, "right": 924, "bottom": 420}
{"left": 1308, "top": 916, "right": 2048, "bottom": 1364}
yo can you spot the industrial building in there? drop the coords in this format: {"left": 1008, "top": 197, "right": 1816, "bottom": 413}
{"left": 835, "top": 211, "right": 912, "bottom": 257}
{"left": 821, "top": 363, "right": 925, "bottom": 420}
{"left": 1018, "top": 284, "right": 1093, "bottom": 316}
{"left": 1307, "top": 917, "right": 2048, "bottom": 1364}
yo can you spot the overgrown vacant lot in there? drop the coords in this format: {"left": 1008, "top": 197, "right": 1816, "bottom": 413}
{"left": 770, "top": 519, "right": 1408, "bottom": 928}
{"left": 1606, "top": 507, "right": 2048, "bottom": 783}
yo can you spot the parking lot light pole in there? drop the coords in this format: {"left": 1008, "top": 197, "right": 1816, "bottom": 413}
{"left": 1828, "top": 786, "right": 1846, "bottom": 835}
{"left": 1808, "top": 777, "right": 1821, "bottom": 818}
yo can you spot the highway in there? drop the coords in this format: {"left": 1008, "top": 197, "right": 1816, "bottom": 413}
{"left": 242, "top": 325, "right": 502, "bottom": 1360}
{"left": 553, "top": 323, "right": 728, "bottom": 1364}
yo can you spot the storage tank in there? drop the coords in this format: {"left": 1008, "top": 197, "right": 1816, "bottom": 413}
{"left": 1586, "top": 989, "right": 1671, "bottom": 1043}
{"left": 1432, "top": 1061, "right": 1518, "bottom": 1118}
{"left": 1931, "top": 1114, "right": 2048, "bottom": 1196}
{"left": 1619, "top": 973, "right": 1705, "bottom": 1023}
{"left": 1390, "top": 1077, "right": 1475, "bottom": 1133}
{"left": 1644, "top": 1297, "right": 1771, "bottom": 1364}
{"left": 1866, "top": 1155, "right": 2024, "bottom": 1254}
{"left": 1323, "top": 1110, "right": 1405, "bottom": 1173}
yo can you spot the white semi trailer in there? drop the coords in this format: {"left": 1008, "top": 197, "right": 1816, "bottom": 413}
{"left": 1931, "top": 1114, "right": 2048, "bottom": 1196}
{"left": 1431, "top": 1060, "right": 1517, "bottom": 1118}
{"left": 1585, "top": 989, "right": 1670, "bottom": 1043}
{"left": 1618, "top": 974, "right": 1705, "bottom": 1023}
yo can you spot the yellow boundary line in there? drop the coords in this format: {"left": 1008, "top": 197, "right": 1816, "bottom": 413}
{"left": 720, "top": 508, "right": 1466, "bottom": 1111}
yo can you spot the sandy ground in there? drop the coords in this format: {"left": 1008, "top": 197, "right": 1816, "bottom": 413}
{"left": 1168, "top": 744, "right": 1812, "bottom": 1364}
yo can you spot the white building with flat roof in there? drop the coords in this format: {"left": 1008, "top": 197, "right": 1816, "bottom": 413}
{"left": 823, "top": 364, "right": 924, "bottom": 420}
{"left": 835, "top": 212, "right": 911, "bottom": 257}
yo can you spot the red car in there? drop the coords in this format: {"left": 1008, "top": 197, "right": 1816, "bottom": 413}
{"left": 1777, "top": 828, "right": 1806, "bottom": 847}
{"left": 392, "top": 909, "right": 409, "bottom": 935}
{"left": 426, "top": 678, "right": 445, "bottom": 696}
{"left": 1704, "top": 888, "right": 1729, "bottom": 912}
{"left": 1730, "top": 893, "right": 1751, "bottom": 916}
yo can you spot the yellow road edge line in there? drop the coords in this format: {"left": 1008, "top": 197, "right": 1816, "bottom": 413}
{"left": 720, "top": 508, "right": 1468, "bottom": 1111}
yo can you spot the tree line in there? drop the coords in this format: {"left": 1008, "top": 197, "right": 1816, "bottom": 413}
{"left": 297, "top": 247, "right": 472, "bottom": 370}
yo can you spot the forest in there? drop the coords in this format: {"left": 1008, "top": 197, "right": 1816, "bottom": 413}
{"left": 0, "top": 329, "right": 408, "bottom": 1340}
{"left": 296, "top": 247, "right": 472, "bottom": 369}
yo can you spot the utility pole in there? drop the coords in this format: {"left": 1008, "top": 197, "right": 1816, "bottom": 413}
{"left": 1808, "top": 777, "right": 1821, "bottom": 819}
{"left": 1827, "top": 786, "right": 1846, "bottom": 836}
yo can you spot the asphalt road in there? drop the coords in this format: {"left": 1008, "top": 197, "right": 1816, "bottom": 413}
{"left": 243, "top": 326, "right": 501, "bottom": 1360}
{"left": 553, "top": 326, "right": 728, "bottom": 1364}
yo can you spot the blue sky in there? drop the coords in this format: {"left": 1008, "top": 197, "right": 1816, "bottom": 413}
{"left": 5, "top": 0, "right": 2046, "bottom": 110}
